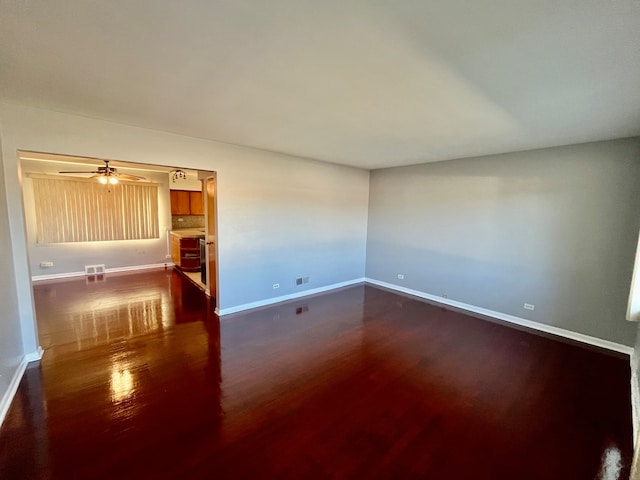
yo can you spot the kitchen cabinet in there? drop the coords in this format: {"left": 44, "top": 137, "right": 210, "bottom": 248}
{"left": 189, "top": 191, "right": 204, "bottom": 215}
{"left": 170, "top": 190, "right": 204, "bottom": 216}
{"left": 171, "top": 233, "right": 202, "bottom": 271}
{"left": 170, "top": 190, "right": 191, "bottom": 215}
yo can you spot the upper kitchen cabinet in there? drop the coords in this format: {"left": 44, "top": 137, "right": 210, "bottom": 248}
{"left": 171, "top": 189, "right": 204, "bottom": 216}
{"left": 189, "top": 191, "right": 204, "bottom": 215}
{"left": 170, "top": 190, "right": 191, "bottom": 215}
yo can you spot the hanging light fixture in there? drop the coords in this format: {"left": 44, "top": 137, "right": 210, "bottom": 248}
{"left": 171, "top": 169, "right": 187, "bottom": 183}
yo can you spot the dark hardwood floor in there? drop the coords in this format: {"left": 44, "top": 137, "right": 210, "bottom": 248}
{"left": 0, "top": 268, "right": 633, "bottom": 479}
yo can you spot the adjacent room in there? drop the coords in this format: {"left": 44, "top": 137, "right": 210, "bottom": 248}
{"left": 1, "top": 1, "right": 639, "bottom": 479}
{"left": 19, "top": 152, "right": 219, "bottom": 298}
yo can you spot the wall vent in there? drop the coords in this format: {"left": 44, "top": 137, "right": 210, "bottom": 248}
{"left": 85, "top": 264, "right": 106, "bottom": 275}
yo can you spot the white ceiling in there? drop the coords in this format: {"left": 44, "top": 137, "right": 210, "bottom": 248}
{"left": 1, "top": 1, "right": 639, "bottom": 169}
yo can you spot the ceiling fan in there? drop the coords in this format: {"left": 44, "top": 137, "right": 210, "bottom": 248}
{"left": 59, "top": 159, "right": 146, "bottom": 185}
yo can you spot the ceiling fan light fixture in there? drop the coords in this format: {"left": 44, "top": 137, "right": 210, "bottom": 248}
{"left": 60, "top": 159, "right": 146, "bottom": 184}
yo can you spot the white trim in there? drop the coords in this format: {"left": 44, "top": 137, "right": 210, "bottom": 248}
{"left": 32, "top": 271, "right": 85, "bottom": 281}
{"left": 105, "top": 263, "right": 173, "bottom": 274}
{"left": 627, "top": 229, "right": 640, "bottom": 321}
{"left": 218, "top": 278, "right": 366, "bottom": 316}
{"left": 631, "top": 351, "right": 639, "bottom": 449}
{"left": 25, "top": 346, "right": 44, "bottom": 363}
{"left": 365, "top": 278, "right": 634, "bottom": 356}
{"left": 32, "top": 263, "right": 174, "bottom": 282}
{"left": 0, "top": 357, "right": 27, "bottom": 429}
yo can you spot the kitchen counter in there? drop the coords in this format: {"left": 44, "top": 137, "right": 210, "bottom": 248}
{"left": 170, "top": 228, "right": 206, "bottom": 239}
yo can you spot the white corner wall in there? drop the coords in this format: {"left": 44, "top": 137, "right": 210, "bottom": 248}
{"left": 0, "top": 124, "right": 28, "bottom": 426}
{"left": 628, "top": 230, "right": 640, "bottom": 322}
{"left": 366, "top": 138, "right": 640, "bottom": 347}
{"left": 0, "top": 102, "right": 370, "bottom": 353}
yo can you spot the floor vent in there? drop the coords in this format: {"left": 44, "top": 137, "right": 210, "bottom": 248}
{"left": 85, "top": 264, "right": 106, "bottom": 275}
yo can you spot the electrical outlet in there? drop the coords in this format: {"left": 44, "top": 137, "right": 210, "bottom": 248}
{"left": 296, "top": 276, "right": 310, "bottom": 286}
{"left": 442, "top": 294, "right": 448, "bottom": 299}
{"left": 397, "top": 274, "right": 404, "bottom": 280}
{"left": 524, "top": 303, "right": 535, "bottom": 311}
{"left": 39, "top": 261, "right": 54, "bottom": 268}
{"left": 273, "top": 283, "right": 280, "bottom": 289}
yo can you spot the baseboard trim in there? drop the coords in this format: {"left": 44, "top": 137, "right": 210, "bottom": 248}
{"left": 365, "top": 278, "right": 634, "bottom": 356}
{"left": 0, "top": 356, "right": 28, "bottom": 429}
{"left": 25, "top": 346, "right": 44, "bottom": 363}
{"left": 32, "top": 263, "right": 174, "bottom": 282}
{"left": 631, "top": 351, "right": 639, "bottom": 451}
{"left": 218, "top": 278, "right": 366, "bottom": 316}
{"left": 106, "top": 263, "right": 175, "bottom": 274}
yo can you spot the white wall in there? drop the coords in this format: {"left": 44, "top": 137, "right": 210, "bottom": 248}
{"left": 367, "top": 138, "right": 640, "bottom": 346}
{"left": 21, "top": 158, "right": 173, "bottom": 277}
{"left": 0, "top": 127, "right": 27, "bottom": 425}
{"left": 0, "top": 102, "right": 370, "bottom": 353}
{"left": 169, "top": 170, "right": 202, "bottom": 192}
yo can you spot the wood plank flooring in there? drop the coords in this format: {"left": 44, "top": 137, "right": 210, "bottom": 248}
{"left": 0, "top": 269, "right": 633, "bottom": 479}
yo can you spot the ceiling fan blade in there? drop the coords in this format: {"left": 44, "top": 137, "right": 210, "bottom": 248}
{"left": 117, "top": 173, "right": 146, "bottom": 181}
{"left": 59, "top": 170, "right": 101, "bottom": 174}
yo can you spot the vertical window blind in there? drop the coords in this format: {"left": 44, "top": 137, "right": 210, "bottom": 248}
{"left": 32, "top": 176, "right": 159, "bottom": 243}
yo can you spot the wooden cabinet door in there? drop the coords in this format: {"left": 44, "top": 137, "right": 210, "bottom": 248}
{"left": 170, "top": 190, "right": 191, "bottom": 215}
{"left": 171, "top": 235, "right": 181, "bottom": 266}
{"left": 189, "top": 191, "right": 204, "bottom": 215}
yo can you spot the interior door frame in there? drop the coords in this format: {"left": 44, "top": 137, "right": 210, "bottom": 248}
{"left": 200, "top": 172, "right": 219, "bottom": 303}
{"left": 17, "top": 150, "right": 221, "bottom": 352}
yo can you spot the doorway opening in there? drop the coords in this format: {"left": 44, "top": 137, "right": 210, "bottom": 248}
{"left": 17, "top": 150, "right": 219, "bottom": 350}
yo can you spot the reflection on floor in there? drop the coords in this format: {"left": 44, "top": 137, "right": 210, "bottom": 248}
{"left": 181, "top": 269, "right": 206, "bottom": 291}
{"left": 31, "top": 267, "right": 213, "bottom": 353}
{"left": 0, "top": 270, "right": 634, "bottom": 479}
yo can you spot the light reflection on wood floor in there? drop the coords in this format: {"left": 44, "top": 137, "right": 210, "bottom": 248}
{"left": 0, "top": 269, "right": 633, "bottom": 479}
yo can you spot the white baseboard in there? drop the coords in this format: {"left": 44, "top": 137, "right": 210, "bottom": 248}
{"left": 365, "top": 277, "right": 634, "bottom": 356}
{"left": 0, "top": 346, "right": 44, "bottom": 428}
{"left": 106, "top": 263, "right": 174, "bottom": 274}
{"left": 218, "top": 278, "right": 366, "bottom": 316}
{"left": 32, "top": 271, "right": 85, "bottom": 281}
{"left": 631, "top": 350, "right": 639, "bottom": 450}
{"left": 0, "top": 356, "right": 28, "bottom": 429}
{"left": 32, "top": 263, "right": 174, "bottom": 282}
{"left": 25, "top": 346, "right": 44, "bottom": 363}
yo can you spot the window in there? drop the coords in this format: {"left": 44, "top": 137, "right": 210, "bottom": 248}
{"left": 32, "top": 176, "right": 159, "bottom": 243}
